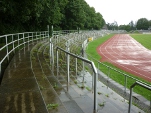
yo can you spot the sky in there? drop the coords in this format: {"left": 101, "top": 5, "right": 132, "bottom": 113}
{"left": 84, "top": 0, "right": 151, "bottom": 25}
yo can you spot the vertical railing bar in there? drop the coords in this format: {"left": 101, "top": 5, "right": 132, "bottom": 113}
{"left": 28, "top": 33, "right": 29, "bottom": 46}
{"left": 6, "top": 36, "right": 9, "bottom": 61}
{"left": 124, "top": 74, "right": 127, "bottom": 93}
{"left": 23, "top": 33, "right": 25, "bottom": 47}
{"left": 67, "top": 52, "right": 69, "bottom": 91}
{"left": 32, "top": 32, "right": 33, "bottom": 43}
{"left": 56, "top": 49, "right": 59, "bottom": 78}
{"left": 75, "top": 58, "right": 77, "bottom": 78}
{"left": 128, "top": 88, "right": 133, "bottom": 113}
{"left": 18, "top": 34, "right": 19, "bottom": 49}
{"left": 35, "top": 32, "right": 37, "bottom": 41}
{"left": 0, "top": 64, "right": 1, "bottom": 80}
{"left": 12, "top": 34, "right": 15, "bottom": 53}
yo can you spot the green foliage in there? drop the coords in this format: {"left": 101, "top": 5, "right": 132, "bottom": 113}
{"left": 0, "top": 0, "right": 105, "bottom": 35}
{"left": 136, "top": 18, "right": 149, "bottom": 30}
{"left": 98, "top": 102, "right": 105, "bottom": 107}
{"left": 47, "top": 103, "right": 59, "bottom": 109}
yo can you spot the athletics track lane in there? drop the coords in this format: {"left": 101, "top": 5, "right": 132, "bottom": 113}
{"left": 97, "top": 34, "right": 151, "bottom": 82}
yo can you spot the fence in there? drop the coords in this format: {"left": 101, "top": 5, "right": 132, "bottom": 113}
{"left": 128, "top": 81, "right": 151, "bottom": 113}
{"left": 87, "top": 53, "right": 151, "bottom": 112}
{"left": 0, "top": 30, "right": 49, "bottom": 82}
{"left": 49, "top": 29, "right": 126, "bottom": 112}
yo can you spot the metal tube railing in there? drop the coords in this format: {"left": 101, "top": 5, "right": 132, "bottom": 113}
{"left": 87, "top": 54, "right": 151, "bottom": 91}
{"left": 56, "top": 46, "right": 98, "bottom": 113}
{"left": 128, "top": 81, "right": 151, "bottom": 113}
{"left": 0, "top": 30, "right": 49, "bottom": 81}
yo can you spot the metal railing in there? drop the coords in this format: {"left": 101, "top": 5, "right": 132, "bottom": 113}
{"left": 56, "top": 46, "right": 98, "bottom": 113}
{"left": 87, "top": 54, "right": 151, "bottom": 91}
{"left": 0, "top": 30, "right": 49, "bottom": 82}
{"left": 86, "top": 53, "right": 151, "bottom": 112}
{"left": 128, "top": 81, "right": 151, "bottom": 113}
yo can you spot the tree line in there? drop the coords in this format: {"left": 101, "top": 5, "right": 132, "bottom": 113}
{"left": 107, "top": 18, "right": 151, "bottom": 31}
{"left": 0, "top": 0, "right": 105, "bottom": 35}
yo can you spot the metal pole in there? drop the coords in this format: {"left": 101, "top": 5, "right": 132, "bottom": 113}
{"left": 52, "top": 44, "right": 54, "bottom": 65}
{"left": 18, "top": 34, "right": 19, "bottom": 49}
{"left": 92, "top": 73, "right": 94, "bottom": 92}
{"left": 75, "top": 58, "right": 77, "bottom": 78}
{"left": 36, "top": 32, "right": 38, "bottom": 42}
{"left": 12, "top": 35, "right": 15, "bottom": 54}
{"left": 67, "top": 51, "right": 70, "bottom": 91}
{"left": 49, "top": 38, "right": 52, "bottom": 67}
{"left": 28, "top": 33, "right": 30, "bottom": 48}
{"left": 32, "top": 33, "right": 33, "bottom": 43}
{"left": 93, "top": 72, "right": 98, "bottom": 113}
{"left": 107, "top": 67, "right": 110, "bottom": 83}
{"left": 51, "top": 25, "right": 53, "bottom": 37}
{"left": 128, "top": 88, "right": 133, "bottom": 113}
{"left": 56, "top": 49, "right": 59, "bottom": 78}
{"left": 82, "top": 44, "right": 85, "bottom": 83}
{"left": 0, "top": 64, "right": 1, "bottom": 80}
{"left": 66, "top": 41, "right": 70, "bottom": 91}
{"left": 49, "top": 39, "right": 52, "bottom": 56}
{"left": 6, "top": 36, "right": 9, "bottom": 61}
{"left": 124, "top": 75, "right": 127, "bottom": 93}
{"left": 23, "top": 33, "right": 25, "bottom": 47}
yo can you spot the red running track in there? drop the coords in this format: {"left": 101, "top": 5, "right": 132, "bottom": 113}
{"left": 97, "top": 34, "right": 151, "bottom": 82}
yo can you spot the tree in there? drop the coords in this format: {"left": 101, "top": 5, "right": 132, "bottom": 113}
{"left": 0, "top": 0, "right": 105, "bottom": 34}
{"left": 129, "top": 20, "right": 135, "bottom": 30}
{"left": 136, "top": 18, "right": 149, "bottom": 30}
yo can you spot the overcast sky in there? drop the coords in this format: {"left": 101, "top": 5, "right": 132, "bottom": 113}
{"left": 84, "top": 0, "right": 151, "bottom": 25}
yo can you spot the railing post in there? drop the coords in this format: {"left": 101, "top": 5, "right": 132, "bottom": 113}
{"left": 150, "top": 97, "right": 151, "bottom": 111}
{"left": 32, "top": 32, "right": 33, "bottom": 43}
{"left": 82, "top": 43, "right": 85, "bottom": 83}
{"left": 124, "top": 74, "right": 127, "bottom": 93}
{"left": 107, "top": 66, "right": 110, "bottom": 82}
{"left": 75, "top": 58, "right": 77, "bottom": 78}
{"left": 27, "top": 33, "right": 29, "bottom": 47}
{"left": 23, "top": 33, "right": 25, "bottom": 47}
{"left": 0, "top": 64, "right": 1, "bottom": 80}
{"left": 6, "top": 36, "right": 9, "bottom": 61}
{"left": 12, "top": 35, "right": 15, "bottom": 53}
{"left": 56, "top": 49, "right": 59, "bottom": 78}
{"left": 94, "top": 72, "right": 98, "bottom": 113}
{"left": 92, "top": 73, "right": 94, "bottom": 91}
{"left": 128, "top": 88, "right": 133, "bottom": 113}
{"left": 66, "top": 41, "right": 70, "bottom": 91}
{"left": 51, "top": 25, "right": 53, "bottom": 37}
{"left": 51, "top": 43, "right": 54, "bottom": 65}
{"left": 49, "top": 39, "right": 52, "bottom": 57}
{"left": 36, "top": 32, "right": 38, "bottom": 42}
{"left": 67, "top": 50, "right": 70, "bottom": 91}
{"left": 18, "top": 34, "right": 19, "bottom": 49}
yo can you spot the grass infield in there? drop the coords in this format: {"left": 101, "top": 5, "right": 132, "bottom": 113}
{"left": 86, "top": 34, "right": 151, "bottom": 100}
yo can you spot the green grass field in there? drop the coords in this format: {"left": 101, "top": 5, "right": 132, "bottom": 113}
{"left": 130, "top": 34, "right": 151, "bottom": 50}
{"left": 86, "top": 34, "right": 151, "bottom": 100}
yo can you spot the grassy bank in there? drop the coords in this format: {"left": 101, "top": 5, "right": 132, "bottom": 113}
{"left": 86, "top": 34, "right": 151, "bottom": 100}
{"left": 130, "top": 34, "right": 151, "bottom": 50}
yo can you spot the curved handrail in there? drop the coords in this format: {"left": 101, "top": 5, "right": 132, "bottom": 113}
{"left": 0, "top": 30, "right": 49, "bottom": 81}
{"left": 128, "top": 81, "right": 151, "bottom": 113}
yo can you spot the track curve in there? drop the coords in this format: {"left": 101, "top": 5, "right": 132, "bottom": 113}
{"left": 97, "top": 34, "right": 151, "bottom": 82}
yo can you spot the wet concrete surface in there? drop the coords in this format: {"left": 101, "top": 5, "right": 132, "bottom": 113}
{"left": 0, "top": 41, "right": 146, "bottom": 113}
